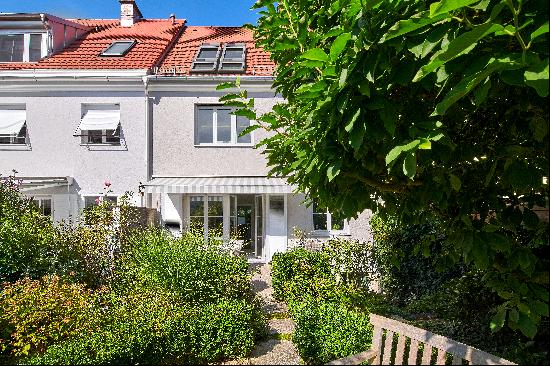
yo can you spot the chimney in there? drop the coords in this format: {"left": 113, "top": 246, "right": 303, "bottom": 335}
{"left": 119, "top": 0, "right": 143, "bottom": 27}
{"left": 169, "top": 14, "right": 176, "bottom": 25}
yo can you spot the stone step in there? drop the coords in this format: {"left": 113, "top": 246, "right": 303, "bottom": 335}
{"left": 268, "top": 319, "right": 295, "bottom": 335}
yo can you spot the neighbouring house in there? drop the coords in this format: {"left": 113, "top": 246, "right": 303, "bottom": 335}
{"left": 0, "top": 0, "right": 373, "bottom": 262}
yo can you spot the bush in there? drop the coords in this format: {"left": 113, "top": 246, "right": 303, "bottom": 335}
{"left": 119, "top": 229, "right": 251, "bottom": 304}
{"left": 291, "top": 298, "right": 373, "bottom": 364}
{"left": 271, "top": 248, "right": 336, "bottom": 303}
{"left": 28, "top": 293, "right": 266, "bottom": 365}
{"left": 370, "top": 214, "right": 465, "bottom": 304}
{"left": 0, "top": 275, "right": 106, "bottom": 358}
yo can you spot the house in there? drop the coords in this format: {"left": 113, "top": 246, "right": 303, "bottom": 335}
{"left": 0, "top": 0, "right": 373, "bottom": 262}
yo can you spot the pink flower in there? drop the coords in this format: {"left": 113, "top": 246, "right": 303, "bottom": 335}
{"left": 104, "top": 180, "right": 111, "bottom": 187}
{"left": 95, "top": 197, "right": 101, "bottom": 205}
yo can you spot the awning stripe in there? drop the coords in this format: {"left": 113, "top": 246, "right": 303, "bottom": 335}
{"left": 0, "top": 109, "right": 26, "bottom": 135}
{"left": 78, "top": 109, "right": 120, "bottom": 131}
{"left": 143, "top": 176, "right": 295, "bottom": 194}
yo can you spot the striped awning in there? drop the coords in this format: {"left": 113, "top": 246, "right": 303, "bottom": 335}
{"left": 143, "top": 176, "right": 295, "bottom": 194}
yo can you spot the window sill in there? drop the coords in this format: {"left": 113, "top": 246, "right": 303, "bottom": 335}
{"left": 194, "top": 143, "right": 254, "bottom": 148}
{"left": 80, "top": 143, "right": 127, "bottom": 151}
{"left": 311, "top": 230, "right": 351, "bottom": 238}
{"left": 0, "top": 144, "right": 32, "bottom": 151}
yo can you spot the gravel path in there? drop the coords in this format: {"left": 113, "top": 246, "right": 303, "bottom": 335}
{"left": 221, "top": 263, "right": 302, "bottom": 365}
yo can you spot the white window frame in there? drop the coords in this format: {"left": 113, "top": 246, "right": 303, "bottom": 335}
{"left": 99, "top": 39, "right": 136, "bottom": 57}
{"left": 0, "top": 31, "right": 47, "bottom": 62}
{"left": 195, "top": 105, "right": 253, "bottom": 146}
{"left": 187, "top": 194, "right": 226, "bottom": 240}
{"left": 30, "top": 196, "right": 53, "bottom": 218}
{"left": 0, "top": 122, "right": 27, "bottom": 145}
{"left": 312, "top": 202, "right": 350, "bottom": 236}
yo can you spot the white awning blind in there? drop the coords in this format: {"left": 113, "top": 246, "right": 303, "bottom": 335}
{"left": 144, "top": 176, "right": 295, "bottom": 194}
{"left": 78, "top": 109, "right": 120, "bottom": 131}
{"left": 0, "top": 109, "right": 26, "bottom": 135}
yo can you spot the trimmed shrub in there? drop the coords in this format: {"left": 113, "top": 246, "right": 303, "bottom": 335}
{"left": 291, "top": 298, "right": 373, "bottom": 364}
{"left": 119, "top": 229, "right": 251, "bottom": 304}
{"left": 271, "top": 248, "right": 336, "bottom": 303}
{"left": 0, "top": 275, "right": 106, "bottom": 358}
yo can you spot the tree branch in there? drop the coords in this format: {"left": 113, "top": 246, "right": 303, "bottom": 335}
{"left": 343, "top": 172, "right": 422, "bottom": 193}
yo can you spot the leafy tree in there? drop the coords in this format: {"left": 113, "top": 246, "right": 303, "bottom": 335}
{"left": 219, "top": 0, "right": 549, "bottom": 337}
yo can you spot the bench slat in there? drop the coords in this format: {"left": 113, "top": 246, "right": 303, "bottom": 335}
{"left": 422, "top": 344, "right": 433, "bottom": 365}
{"left": 382, "top": 330, "right": 394, "bottom": 365}
{"left": 394, "top": 333, "right": 407, "bottom": 365}
{"left": 408, "top": 339, "right": 420, "bottom": 365}
{"left": 437, "top": 348, "right": 447, "bottom": 365}
{"left": 372, "top": 325, "right": 383, "bottom": 365}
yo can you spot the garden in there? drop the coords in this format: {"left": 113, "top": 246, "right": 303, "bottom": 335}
{"left": 0, "top": 177, "right": 266, "bottom": 364}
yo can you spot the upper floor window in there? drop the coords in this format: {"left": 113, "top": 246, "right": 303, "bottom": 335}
{"left": 0, "top": 33, "right": 45, "bottom": 62}
{"left": 77, "top": 104, "right": 121, "bottom": 145}
{"left": 195, "top": 106, "right": 252, "bottom": 146}
{"left": 190, "top": 43, "right": 246, "bottom": 73}
{"left": 312, "top": 202, "right": 349, "bottom": 235}
{"left": 0, "top": 106, "right": 27, "bottom": 145}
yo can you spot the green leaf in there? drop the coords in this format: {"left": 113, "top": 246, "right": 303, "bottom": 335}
{"left": 517, "top": 312, "right": 537, "bottom": 338}
{"left": 239, "top": 124, "right": 261, "bottom": 137}
{"left": 381, "top": 11, "right": 450, "bottom": 42}
{"left": 530, "top": 21, "right": 549, "bottom": 42}
{"left": 524, "top": 58, "right": 549, "bottom": 97}
{"left": 509, "top": 309, "right": 519, "bottom": 323}
{"left": 473, "top": 76, "right": 491, "bottom": 106}
{"left": 432, "top": 56, "right": 521, "bottom": 115}
{"left": 219, "top": 93, "right": 243, "bottom": 102}
{"left": 301, "top": 48, "right": 330, "bottom": 62}
{"left": 232, "top": 109, "right": 257, "bottom": 120}
{"left": 414, "top": 22, "right": 504, "bottom": 81}
{"left": 327, "top": 161, "right": 342, "bottom": 182}
{"left": 386, "top": 146, "right": 404, "bottom": 165}
{"left": 345, "top": 108, "right": 361, "bottom": 133}
{"left": 490, "top": 306, "right": 506, "bottom": 332}
{"left": 532, "top": 300, "right": 549, "bottom": 317}
{"left": 484, "top": 159, "right": 498, "bottom": 186}
{"left": 472, "top": 236, "right": 489, "bottom": 269}
{"left": 350, "top": 120, "right": 366, "bottom": 150}
{"left": 330, "top": 32, "right": 352, "bottom": 61}
{"left": 449, "top": 173, "right": 461, "bottom": 191}
{"left": 403, "top": 152, "right": 417, "bottom": 179}
{"left": 358, "top": 80, "right": 371, "bottom": 97}
{"left": 339, "top": 68, "right": 349, "bottom": 88}
{"left": 216, "top": 81, "right": 237, "bottom": 90}
{"left": 430, "top": 0, "right": 482, "bottom": 17}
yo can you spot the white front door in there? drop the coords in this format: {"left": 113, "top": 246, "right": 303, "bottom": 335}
{"left": 265, "top": 194, "right": 287, "bottom": 261}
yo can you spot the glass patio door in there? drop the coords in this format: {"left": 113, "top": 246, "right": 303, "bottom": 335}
{"left": 254, "top": 195, "right": 264, "bottom": 258}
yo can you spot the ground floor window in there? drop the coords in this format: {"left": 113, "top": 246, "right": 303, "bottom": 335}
{"left": 189, "top": 195, "right": 225, "bottom": 237}
{"left": 84, "top": 195, "right": 117, "bottom": 208}
{"left": 31, "top": 196, "right": 52, "bottom": 218}
{"left": 312, "top": 202, "right": 348, "bottom": 234}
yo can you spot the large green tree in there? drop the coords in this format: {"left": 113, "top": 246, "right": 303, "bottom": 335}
{"left": 220, "top": 0, "right": 549, "bottom": 337}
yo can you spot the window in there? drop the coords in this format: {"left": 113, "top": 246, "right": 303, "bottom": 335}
{"left": 84, "top": 196, "right": 117, "bottom": 208}
{"left": 190, "top": 44, "right": 221, "bottom": 72}
{"left": 0, "top": 106, "right": 27, "bottom": 145}
{"left": 195, "top": 106, "right": 252, "bottom": 145}
{"left": 219, "top": 43, "right": 246, "bottom": 73}
{"left": 0, "top": 33, "right": 45, "bottom": 62}
{"left": 100, "top": 40, "right": 136, "bottom": 56}
{"left": 78, "top": 105, "right": 121, "bottom": 145}
{"left": 188, "top": 195, "right": 225, "bottom": 238}
{"left": 312, "top": 202, "right": 348, "bottom": 234}
{"left": 31, "top": 197, "right": 53, "bottom": 218}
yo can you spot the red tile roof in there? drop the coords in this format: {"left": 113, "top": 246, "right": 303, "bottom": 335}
{"left": 155, "top": 26, "right": 275, "bottom": 76}
{"left": 0, "top": 19, "right": 185, "bottom": 71}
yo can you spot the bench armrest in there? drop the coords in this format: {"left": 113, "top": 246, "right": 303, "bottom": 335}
{"left": 326, "top": 349, "right": 378, "bottom": 365}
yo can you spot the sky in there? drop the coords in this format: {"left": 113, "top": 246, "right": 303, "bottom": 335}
{"left": 0, "top": 0, "right": 261, "bottom": 26}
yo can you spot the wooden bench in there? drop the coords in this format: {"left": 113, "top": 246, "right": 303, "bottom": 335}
{"left": 327, "top": 314, "right": 516, "bottom": 365}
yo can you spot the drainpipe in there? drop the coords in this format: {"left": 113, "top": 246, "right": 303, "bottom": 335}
{"left": 142, "top": 75, "right": 152, "bottom": 208}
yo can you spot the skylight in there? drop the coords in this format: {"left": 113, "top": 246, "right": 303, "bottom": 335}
{"left": 190, "top": 44, "right": 221, "bottom": 73}
{"left": 100, "top": 40, "right": 136, "bottom": 57}
{"left": 219, "top": 43, "right": 246, "bottom": 73}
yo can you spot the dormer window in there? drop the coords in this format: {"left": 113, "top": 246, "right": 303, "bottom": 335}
{"left": 219, "top": 43, "right": 246, "bottom": 73}
{"left": 191, "top": 44, "right": 221, "bottom": 72}
{"left": 0, "top": 33, "right": 45, "bottom": 62}
{"left": 100, "top": 40, "right": 136, "bottom": 57}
